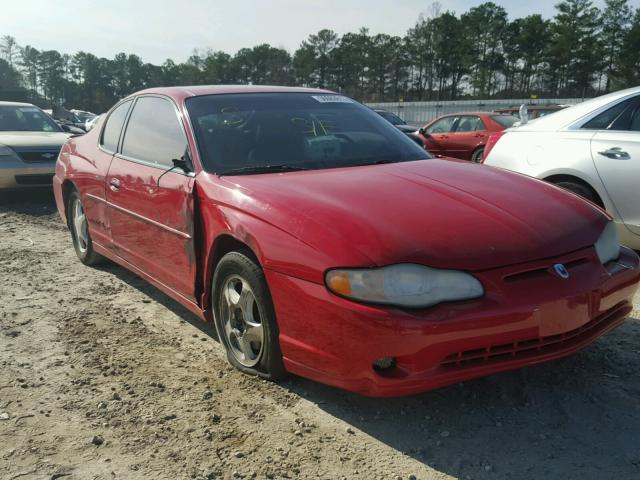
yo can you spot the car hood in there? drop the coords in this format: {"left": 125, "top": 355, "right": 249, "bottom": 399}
{"left": 0, "top": 131, "right": 69, "bottom": 150}
{"left": 219, "top": 159, "right": 608, "bottom": 271}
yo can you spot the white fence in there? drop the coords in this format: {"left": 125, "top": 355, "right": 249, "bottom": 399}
{"left": 366, "top": 98, "right": 585, "bottom": 125}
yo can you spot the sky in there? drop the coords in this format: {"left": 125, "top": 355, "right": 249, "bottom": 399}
{"left": 1, "top": 0, "right": 639, "bottom": 64}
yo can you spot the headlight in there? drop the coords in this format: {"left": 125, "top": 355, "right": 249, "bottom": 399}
{"left": 325, "top": 264, "right": 484, "bottom": 308}
{"left": 594, "top": 221, "right": 620, "bottom": 264}
{"left": 0, "top": 145, "right": 17, "bottom": 157}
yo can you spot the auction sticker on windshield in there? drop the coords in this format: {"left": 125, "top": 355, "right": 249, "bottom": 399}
{"left": 312, "top": 95, "right": 353, "bottom": 103}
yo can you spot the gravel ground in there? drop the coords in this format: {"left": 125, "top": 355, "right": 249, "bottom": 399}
{"left": 1, "top": 190, "right": 640, "bottom": 480}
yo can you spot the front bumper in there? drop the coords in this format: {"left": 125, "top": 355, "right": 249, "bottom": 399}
{"left": 266, "top": 246, "right": 640, "bottom": 397}
{"left": 0, "top": 159, "right": 55, "bottom": 189}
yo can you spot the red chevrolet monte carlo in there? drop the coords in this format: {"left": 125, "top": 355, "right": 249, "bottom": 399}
{"left": 53, "top": 86, "right": 640, "bottom": 397}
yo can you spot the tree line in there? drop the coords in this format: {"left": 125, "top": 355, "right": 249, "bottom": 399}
{"left": 1, "top": 0, "right": 639, "bottom": 113}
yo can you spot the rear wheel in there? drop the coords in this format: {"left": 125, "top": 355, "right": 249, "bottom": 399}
{"left": 471, "top": 147, "right": 485, "bottom": 163}
{"left": 212, "top": 250, "right": 286, "bottom": 380}
{"left": 68, "top": 190, "right": 104, "bottom": 265}
{"left": 554, "top": 181, "right": 602, "bottom": 207}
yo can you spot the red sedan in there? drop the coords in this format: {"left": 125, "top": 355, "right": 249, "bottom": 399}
{"left": 418, "top": 112, "right": 517, "bottom": 162}
{"left": 53, "top": 86, "right": 639, "bottom": 397}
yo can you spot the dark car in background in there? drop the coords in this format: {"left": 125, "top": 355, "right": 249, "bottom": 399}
{"left": 418, "top": 112, "right": 517, "bottom": 162}
{"left": 374, "top": 109, "right": 424, "bottom": 148}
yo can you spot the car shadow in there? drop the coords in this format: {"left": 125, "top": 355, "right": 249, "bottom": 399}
{"left": 0, "top": 189, "right": 57, "bottom": 215}
{"left": 94, "top": 261, "right": 219, "bottom": 341}
{"left": 281, "top": 315, "right": 640, "bottom": 479}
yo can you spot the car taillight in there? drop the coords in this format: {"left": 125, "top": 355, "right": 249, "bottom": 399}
{"left": 482, "top": 131, "right": 506, "bottom": 163}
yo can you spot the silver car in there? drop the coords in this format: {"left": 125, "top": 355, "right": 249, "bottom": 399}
{"left": 0, "top": 101, "right": 71, "bottom": 190}
{"left": 484, "top": 86, "right": 640, "bottom": 250}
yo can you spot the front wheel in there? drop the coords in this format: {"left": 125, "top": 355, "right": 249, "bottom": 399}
{"left": 212, "top": 250, "right": 286, "bottom": 380}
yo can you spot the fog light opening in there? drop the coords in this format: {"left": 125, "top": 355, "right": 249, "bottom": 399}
{"left": 373, "top": 356, "right": 396, "bottom": 372}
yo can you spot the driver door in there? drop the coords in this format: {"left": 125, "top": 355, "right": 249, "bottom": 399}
{"left": 422, "top": 116, "right": 458, "bottom": 156}
{"left": 105, "top": 95, "right": 197, "bottom": 301}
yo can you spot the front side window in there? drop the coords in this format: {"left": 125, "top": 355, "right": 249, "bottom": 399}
{"left": 185, "top": 93, "right": 430, "bottom": 174}
{"left": 121, "top": 96, "right": 187, "bottom": 167}
{"left": 101, "top": 100, "right": 132, "bottom": 152}
{"left": 0, "top": 105, "right": 61, "bottom": 132}
{"left": 426, "top": 116, "right": 457, "bottom": 134}
{"left": 455, "top": 116, "right": 485, "bottom": 132}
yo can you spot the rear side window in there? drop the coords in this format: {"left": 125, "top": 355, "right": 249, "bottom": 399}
{"left": 121, "top": 96, "right": 187, "bottom": 167}
{"left": 101, "top": 100, "right": 132, "bottom": 152}
{"left": 609, "top": 98, "right": 640, "bottom": 132}
{"left": 491, "top": 115, "right": 517, "bottom": 128}
{"left": 582, "top": 97, "right": 640, "bottom": 130}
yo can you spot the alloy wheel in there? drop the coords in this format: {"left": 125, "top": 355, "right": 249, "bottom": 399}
{"left": 220, "top": 275, "right": 264, "bottom": 367}
{"left": 72, "top": 198, "right": 89, "bottom": 253}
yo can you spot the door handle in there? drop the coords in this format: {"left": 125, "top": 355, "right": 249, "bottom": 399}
{"left": 598, "top": 147, "right": 630, "bottom": 160}
{"left": 109, "top": 178, "right": 121, "bottom": 191}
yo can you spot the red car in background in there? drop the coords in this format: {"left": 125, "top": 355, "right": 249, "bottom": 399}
{"left": 418, "top": 112, "right": 517, "bottom": 162}
{"left": 53, "top": 86, "right": 639, "bottom": 397}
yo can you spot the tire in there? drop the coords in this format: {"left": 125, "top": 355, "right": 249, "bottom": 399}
{"left": 471, "top": 147, "right": 485, "bottom": 163}
{"left": 67, "top": 189, "right": 104, "bottom": 265}
{"left": 554, "top": 181, "right": 601, "bottom": 207}
{"left": 212, "top": 249, "right": 286, "bottom": 380}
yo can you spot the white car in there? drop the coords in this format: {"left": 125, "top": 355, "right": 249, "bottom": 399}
{"left": 484, "top": 86, "right": 640, "bottom": 249}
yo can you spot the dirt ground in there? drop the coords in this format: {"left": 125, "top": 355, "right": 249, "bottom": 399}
{"left": 1, "top": 190, "right": 640, "bottom": 480}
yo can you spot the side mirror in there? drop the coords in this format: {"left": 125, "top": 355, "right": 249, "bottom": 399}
{"left": 172, "top": 151, "right": 194, "bottom": 174}
{"left": 419, "top": 127, "right": 432, "bottom": 139}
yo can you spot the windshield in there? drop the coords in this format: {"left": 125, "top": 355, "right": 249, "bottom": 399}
{"left": 185, "top": 93, "right": 430, "bottom": 174}
{"left": 74, "top": 112, "right": 95, "bottom": 123}
{"left": 376, "top": 110, "right": 405, "bottom": 125}
{"left": 0, "top": 105, "right": 62, "bottom": 132}
{"left": 491, "top": 115, "right": 518, "bottom": 128}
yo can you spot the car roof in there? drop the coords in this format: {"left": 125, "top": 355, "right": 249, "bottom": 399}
{"left": 129, "top": 85, "right": 335, "bottom": 103}
{"left": 515, "top": 85, "right": 640, "bottom": 131}
{"left": 0, "top": 101, "right": 36, "bottom": 107}
{"left": 438, "top": 112, "right": 504, "bottom": 117}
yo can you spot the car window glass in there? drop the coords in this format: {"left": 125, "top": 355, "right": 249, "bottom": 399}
{"left": 377, "top": 111, "right": 404, "bottom": 125}
{"left": 582, "top": 97, "right": 639, "bottom": 130}
{"left": 609, "top": 99, "right": 640, "bottom": 132}
{"left": 630, "top": 105, "right": 640, "bottom": 132}
{"left": 0, "top": 106, "right": 60, "bottom": 132}
{"left": 455, "top": 116, "right": 484, "bottom": 132}
{"left": 426, "top": 117, "right": 456, "bottom": 134}
{"left": 101, "top": 100, "right": 132, "bottom": 152}
{"left": 185, "top": 93, "right": 430, "bottom": 173}
{"left": 121, "top": 97, "right": 187, "bottom": 167}
{"left": 491, "top": 115, "right": 518, "bottom": 128}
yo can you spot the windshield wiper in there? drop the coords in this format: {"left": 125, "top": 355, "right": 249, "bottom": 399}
{"left": 219, "top": 165, "right": 309, "bottom": 176}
